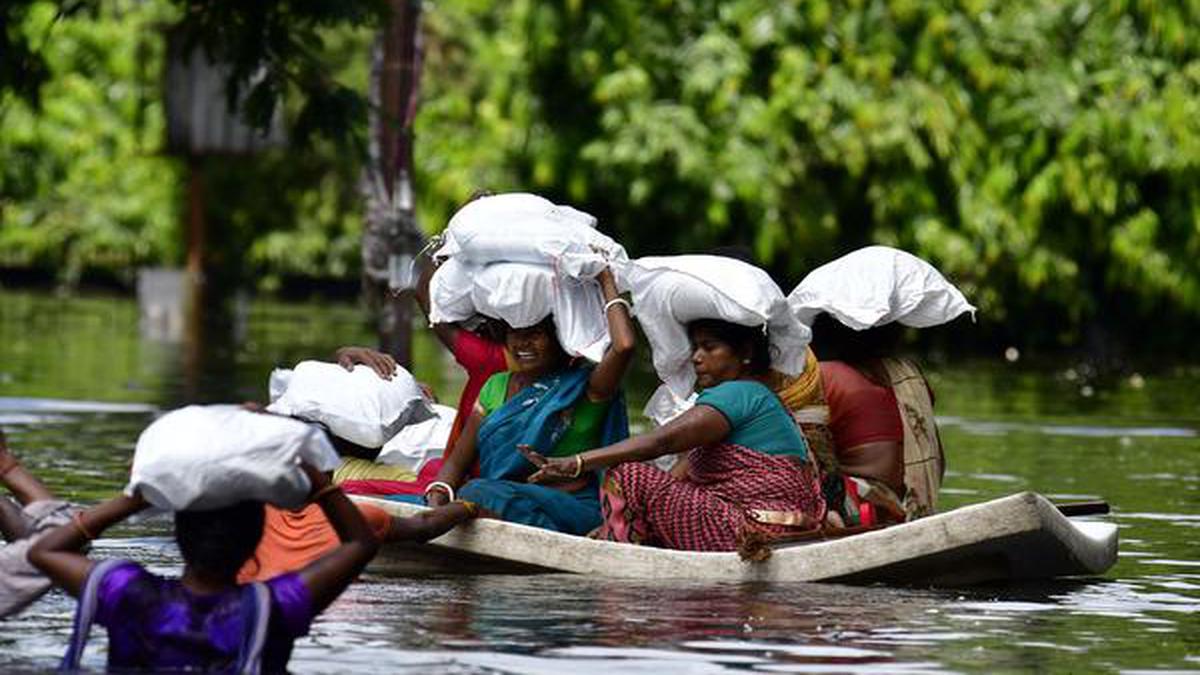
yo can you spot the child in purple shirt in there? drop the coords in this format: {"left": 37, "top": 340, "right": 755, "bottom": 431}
{"left": 30, "top": 464, "right": 378, "bottom": 673}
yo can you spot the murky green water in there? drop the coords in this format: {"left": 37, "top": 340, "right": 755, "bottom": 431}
{"left": 2, "top": 289, "right": 1198, "bottom": 673}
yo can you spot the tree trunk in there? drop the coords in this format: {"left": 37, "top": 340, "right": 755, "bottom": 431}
{"left": 361, "top": 0, "right": 424, "bottom": 366}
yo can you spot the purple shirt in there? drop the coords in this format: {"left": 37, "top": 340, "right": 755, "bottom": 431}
{"left": 92, "top": 561, "right": 314, "bottom": 672}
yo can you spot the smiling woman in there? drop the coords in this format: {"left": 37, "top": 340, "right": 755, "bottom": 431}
{"left": 416, "top": 267, "right": 637, "bottom": 535}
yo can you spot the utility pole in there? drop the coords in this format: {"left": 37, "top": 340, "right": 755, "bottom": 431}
{"left": 362, "top": 0, "right": 424, "bottom": 367}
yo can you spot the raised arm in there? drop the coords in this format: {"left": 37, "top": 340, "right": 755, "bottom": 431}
{"left": 425, "top": 408, "right": 485, "bottom": 506}
{"left": 526, "top": 404, "right": 731, "bottom": 484}
{"left": 295, "top": 465, "right": 380, "bottom": 614}
{"left": 411, "top": 260, "right": 461, "bottom": 351}
{"left": 27, "top": 492, "right": 149, "bottom": 597}
{"left": 585, "top": 267, "right": 636, "bottom": 402}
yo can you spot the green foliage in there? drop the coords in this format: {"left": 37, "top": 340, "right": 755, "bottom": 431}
{"left": 2, "top": 0, "right": 1200, "bottom": 354}
{"left": 0, "top": 1, "right": 180, "bottom": 285}
{"left": 417, "top": 0, "right": 1200, "bottom": 351}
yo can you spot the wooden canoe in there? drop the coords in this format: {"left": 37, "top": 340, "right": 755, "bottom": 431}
{"left": 356, "top": 491, "right": 1118, "bottom": 586}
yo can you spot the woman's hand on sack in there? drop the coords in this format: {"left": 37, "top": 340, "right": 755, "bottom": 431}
{"left": 335, "top": 346, "right": 397, "bottom": 380}
{"left": 519, "top": 445, "right": 577, "bottom": 484}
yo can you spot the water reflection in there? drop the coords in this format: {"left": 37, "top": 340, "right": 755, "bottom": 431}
{"left": 2, "top": 290, "right": 1199, "bottom": 672}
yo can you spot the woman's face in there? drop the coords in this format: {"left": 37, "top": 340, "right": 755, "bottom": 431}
{"left": 506, "top": 321, "right": 566, "bottom": 375}
{"left": 689, "top": 326, "right": 746, "bottom": 389}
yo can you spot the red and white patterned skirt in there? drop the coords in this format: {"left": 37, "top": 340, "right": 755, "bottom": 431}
{"left": 594, "top": 443, "right": 826, "bottom": 551}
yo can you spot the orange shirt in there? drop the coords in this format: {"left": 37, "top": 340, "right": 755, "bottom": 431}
{"left": 237, "top": 502, "right": 392, "bottom": 584}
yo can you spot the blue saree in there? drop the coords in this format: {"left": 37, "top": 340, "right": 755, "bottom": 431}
{"left": 404, "top": 366, "right": 627, "bottom": 535}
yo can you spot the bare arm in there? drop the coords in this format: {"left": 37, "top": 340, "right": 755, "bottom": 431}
{"left": 295, "top": 466, "right": 380, "bottom": 614}
{"left": 526, "top": 405, "right": 731, "bottom": 483}
{"left": 385, "top": 502, "right": 477, "bottom": 542}
{"left": 412, "top": 260, "right": 461, "bottom": 351}
{"left": 28, "top": 492, "right": 149, "bottom": 598}
{"left": 585, "top": 268, "right": 636, "bottom": 402}
{"left": 426, "top": 409, "right": 485, "bottom": 506}
{"left": 0, "top": 428, "right": 53, "bottom": 506}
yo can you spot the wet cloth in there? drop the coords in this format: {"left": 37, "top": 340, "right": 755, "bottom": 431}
{"left": 455, "top": 365, "right": 628, "bottom": 535}
{"left": 595, "top": 443, "right": 825, "bottom": 551}
{"left": 696, "top": 380, "right": 809, "bottom": 458}
{"left": 0, "top": 498, "right": 78, "bottom": 618}
{"left": 72, "top": 560, "right": 314, "bottom": 672}
{"left": 238, "top": 502, "right": 393, "bottom": 583}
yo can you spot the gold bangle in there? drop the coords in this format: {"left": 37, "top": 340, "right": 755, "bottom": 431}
{"left": 72, "top": 512, "right": 95, "bottom": 541}
{"left": 570, "top": 453, "right": 584, "bottom": 478}
{"left": 310, "top": 484, "right": 341, "bottom": 502}
{"left": 454, "top": 500, "right": 480, "bottom": 517}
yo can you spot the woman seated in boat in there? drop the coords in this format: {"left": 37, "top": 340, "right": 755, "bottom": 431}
{"left": 810, "top": 313, "right": 945, "bottom": 525}
{"left": 524, "top": 319, "right": 826, "bottom": 551}
{"left": 423, "top": 267, "right": 635, "bottom": 535}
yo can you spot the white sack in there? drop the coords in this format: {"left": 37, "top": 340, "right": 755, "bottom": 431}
{"left": 618, "top": 255, "right": 811, "bottom": 398}
{"left": 128, "top": 404, "right": 340, "bottom": 511}
{"left": 375, "top": 403, "right": 457, "bottom": 472}
{"left": 642, "top": 383, "right": 697, "bottom": 427}
{"left": 267, "top": 361, "right": 434, "bottom": 448}
{"left": 788, "top": 245, "right": 976, "bottom": 330}
{"left": 435, "top": 192, "right": 626, "bottom": 278}
{"left": 429, "top": 260, "right": 610, "bottom": 362}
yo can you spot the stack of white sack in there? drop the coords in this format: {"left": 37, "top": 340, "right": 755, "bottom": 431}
{"left": 434, "top": 192, "right": 626, "bottom": 278}
{"left": 375, "top": 403, "right": 457, "bottom": 472}
{"left": 788, "top": 245, "right": 976, "bottom": 329}
{"left": 127, "top": 404, "right": 341, "bottom": 511}
{"left": 429, "top": 193, "right": 623, "bottom": 362}
{"left": 267, "top": 361, "right": 435, "bottom": 449}
{"left": 618, "top": 255, "right": 812, "bottom": 402}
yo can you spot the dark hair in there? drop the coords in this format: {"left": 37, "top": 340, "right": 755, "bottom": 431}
{"left": 687, "top": 319, "right": 772, "bottom": 375}
{"left": 175, "top": 500, "right": 266, "bottom": 579}
{"left": 809, "top": 312, "right": 903, "bottom": 363}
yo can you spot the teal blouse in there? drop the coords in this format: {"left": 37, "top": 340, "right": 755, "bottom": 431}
{"left": 696, "top": 380, "right": 809, "bottom": 459}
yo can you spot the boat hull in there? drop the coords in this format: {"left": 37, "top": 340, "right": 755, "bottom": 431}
{"left": 356, "top": 491, "right": 1118, "bottom": 586}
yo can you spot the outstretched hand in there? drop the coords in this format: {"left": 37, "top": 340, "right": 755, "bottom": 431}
{"left": 335, "top": 346, "right": 397, "bottom": 380}
{"left": 519, "top": 445, "right": 579, "bottom": 484}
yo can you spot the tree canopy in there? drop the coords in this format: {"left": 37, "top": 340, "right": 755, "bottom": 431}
{"left": 2, "top": 0, "right": 1199, "bottom": 355}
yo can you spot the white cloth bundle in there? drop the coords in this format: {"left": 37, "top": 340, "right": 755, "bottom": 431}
{"left": 267, "top": 361, "right": 434, "bottom": 449}
{"left": 435, "top": 192, "right": 626, "bottom": 278}
{"left": 127, "top": 405, "right": 340, "bottom": 511}
{"left": 618, "top": 255, "right": 811, "bottom": 398}
{"left": 429, "top": 258, "right": 610, "bottom": 363}
{"left": 788, "top": 245, "right": 976, "bottom": 329}
{"left": 375, "top": 403, "right": 457, "bottom": 472}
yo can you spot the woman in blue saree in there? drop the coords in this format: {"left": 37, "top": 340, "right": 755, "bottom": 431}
{"left": 422, "top": 267, "right": 635, "bottom": 535}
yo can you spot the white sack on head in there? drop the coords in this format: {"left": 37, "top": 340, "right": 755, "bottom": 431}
{"left": 428, "top": 260, "right": 610, "bottom": 362}
{"left": 788, "top": 245, "right": 976, "bottom": 330}
{"left": 128, "top": 404, "right": 340, "bottom": 511}
{"left": 618, "top": 255, "right": 811, "bottom": 398}
{"left": 375, "top": 403, "right": 456, "bottom": 472}
{"left": 267, "top": 361, "right": 434, "bottom": 448}
{"left": 435, "top": 192, "right": 626, "bottom": 278}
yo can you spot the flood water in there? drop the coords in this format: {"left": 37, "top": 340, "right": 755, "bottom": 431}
{"left": 1, "top": 288, "right": 1198, "bottom": 673}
